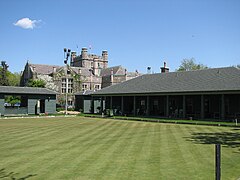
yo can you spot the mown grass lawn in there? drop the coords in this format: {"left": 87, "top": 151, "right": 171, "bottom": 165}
{"left": 0, "top": 117, "right": 239, "bottom": 180}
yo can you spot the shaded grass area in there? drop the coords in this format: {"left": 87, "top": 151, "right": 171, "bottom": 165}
{"left": 0, "top": 168, "right": 37, "bottom": 179}
{"left": 83, "top": 114, "right": 240, "bottom": 127}
{"left": 0, "top": 117, "right": 239, "bottom": 179}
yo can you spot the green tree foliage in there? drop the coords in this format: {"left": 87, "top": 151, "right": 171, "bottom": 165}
{"left": 0, "top": 67, "right": 21, "bottom": 86}
{"left": 5, "top": 96, "right": 21, "bottom": 106}
{"left": 176, "top": 58, "right": 208, "bottom": 71}
{"left": 0, "top": 67, "right": 9, "bottom": 86}
{"left": 27, "top": 79, "right": 46, "bottom": 88}
{"left": 57, "top": 94, "right": 65, "bottom": 107}
{"left": 7, "top": 72, "right": 21, "bottom": 86}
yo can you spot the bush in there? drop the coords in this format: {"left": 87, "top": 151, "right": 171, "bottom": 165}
{"left": 56, "top": 107, "right": 65, "bottom": 112}
{"left": 67, "top": 107, "right": 75, "bottom": 111}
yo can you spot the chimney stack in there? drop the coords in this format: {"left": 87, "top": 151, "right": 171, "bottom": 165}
{"left": 53, "top": 67, "right": 56, "bottom": 73}
{"left": 70, "top": 51, "right": 76, "bottom": 66}
{"left": 110, "top": 69, "right": 114, "bottom": 83}
{"left": 160, "top": 62, "right": 169, "bottom": 73}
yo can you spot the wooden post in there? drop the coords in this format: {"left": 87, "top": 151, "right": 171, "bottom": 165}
{"left": 201, "top": 95, "right": 204, "bottom": 119}
{"left": 121, "top": 96, "right": 124, "bottom": 115}
{"left": 183, "top": 95, "right": 186, "bottom": 118}
{"left": 110, "top": 96, "right": 113, "bottom": 110}
{"left": 221, "top": 95, "right": 225, "bottom": 120}
{"left": 215, "top": 144, "right": 221, "bottom": 180}
{"left": 100, "top": 97, "right": 103, "bottom": 114}
{"left": 133, "top": 96, "right": 136, "bottom": 116}
{"left": 146, "top": 96, "right": 150, "bottom": 116}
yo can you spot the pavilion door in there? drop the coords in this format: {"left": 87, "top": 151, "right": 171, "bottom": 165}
{"left": 40, "top": 99, "right": 45, "bottom": 113}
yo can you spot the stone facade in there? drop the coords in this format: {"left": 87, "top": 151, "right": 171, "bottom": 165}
{"left": 20, "top": 48, "right": 140, "bottom": 107}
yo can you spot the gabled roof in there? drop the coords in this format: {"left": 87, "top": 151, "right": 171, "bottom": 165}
{"left": 100, "top": 65, "right": 126, "bottom": 76}
{"left": 29, "top": 63, "right": 92, "bottom": 77}
{"left": 29, "top": 64, "right": 61, "bottom": 75}
{"left": 0, "top": 86, "right": 57, "bottom": 95}
{"left": 127, "top": 71, "right": 141, "bottom": 77}
{"left": 70, "top": 67, "right": 92, "bottom": 76}
{"left": 93, "top": 67, "right": 240, "bottom": 95}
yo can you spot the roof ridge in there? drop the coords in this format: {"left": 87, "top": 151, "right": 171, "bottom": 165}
{"left": 0, "top": 86, "right": 58, "bottom": 94}
{"left": 144, "top": 66, "right": 237, "bottom": 76}
{"left": 106, "top": 65, "right": 124, "bottom": 69}
{"left": 29, "top": 63, "right": 61, "bottom": 67}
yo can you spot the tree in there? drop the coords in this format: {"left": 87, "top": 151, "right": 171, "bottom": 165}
{"left": 0, "top": 67, "right": 21, "bottom": 86}
{"left": 27, "top": 79, "right": 46, "bottom": 88}
{"left": 176, "top": 58, "right": 208, "bottom": 71}
{"left": 57, "top": 94, "right": 65, "bottom": 107}
{"left": 7, "top": 72, "right": 21, "bottom": 86}
{"left": 0, "top": 63, "right": 9, "bottom": 86}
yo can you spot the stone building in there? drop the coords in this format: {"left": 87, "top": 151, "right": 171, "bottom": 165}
{"left": 20, "top": 48, "right": 139, "bottom": 107}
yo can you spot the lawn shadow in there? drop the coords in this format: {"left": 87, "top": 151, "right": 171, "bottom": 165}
{"left": 186, "top": 129, "right": 240, "bottom": 152}
{"left": 0, "top": 168, "right": 37, "bottom": 180}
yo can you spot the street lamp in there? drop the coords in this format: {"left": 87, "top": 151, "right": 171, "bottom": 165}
{"left": 63, "top": 48, "right": 71, "bottom": 115}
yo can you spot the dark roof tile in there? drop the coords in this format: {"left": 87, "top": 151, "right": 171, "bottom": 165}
{"left": 94, "top": 67, "right": 240, "bottom": 95}
{"left": 100, "top": 66, "right": 124, "bottom": 76}
{"left": 0, "top": 86, "right": 57, "bottom": 95}
{"left": 29, "top": 64, "right": 61, "bottom": 75}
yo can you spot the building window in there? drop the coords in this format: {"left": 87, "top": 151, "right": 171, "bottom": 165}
{"left": 62, "top": 88, "right": 66, "bottom": 93}
{"left": 94, "top": 84, "right": 100, "bottom": 90}
{"left": 68, "top": 79, "right": 73, "bottom": 93}
{"left": 82, "top": 84, "right": 88, "bottom": 91}
{"left": 62, "top": 78, "right": 73, "bottom": 94}
{"left": 62, "top": 78, "right": 66, "bottom": 93}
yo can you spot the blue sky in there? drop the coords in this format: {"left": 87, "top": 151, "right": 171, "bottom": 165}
{"left": 1, "top": 0, "right": 240, "bottom": 73}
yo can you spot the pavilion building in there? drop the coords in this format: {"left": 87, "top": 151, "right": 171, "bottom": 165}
{"left": 92, "top": 66, "right": 240, "bottom": 120}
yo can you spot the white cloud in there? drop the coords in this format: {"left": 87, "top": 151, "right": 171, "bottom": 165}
{"left": 14, "top": 18, "right": 41, "bottom": 29}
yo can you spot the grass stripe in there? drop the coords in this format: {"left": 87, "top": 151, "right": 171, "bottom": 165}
{"left": 64, "top": 120, "right": 137, "bottom": 179}
{"left": 35, "top": 119, "right": 119, "bottom": 179}
{"left": 0, "top": 117, "right": 239, "bottom": 179}
{"left": 0, "top": 118, "right": 110, "bottom": 172}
